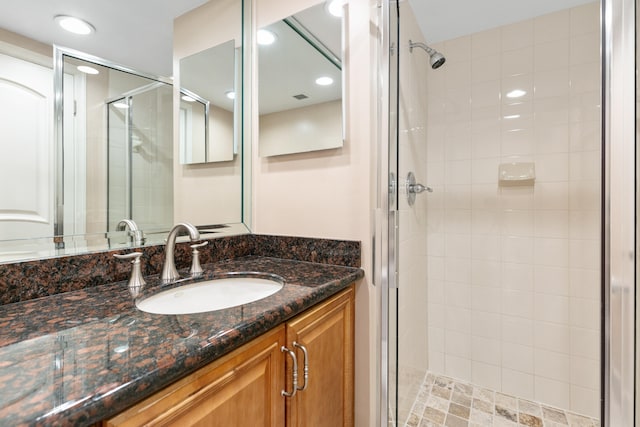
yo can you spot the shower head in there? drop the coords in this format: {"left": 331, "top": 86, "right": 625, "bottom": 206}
{"left": 408, "top": 40, "right": 446, "bottom": 69}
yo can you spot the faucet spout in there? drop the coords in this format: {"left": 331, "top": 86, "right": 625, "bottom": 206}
{"left": 116, "top": 219, "right": 138, "bottom": 232}
{"left": 161, "top": 222, "right": 201, "bottom": 283}
{"left": 117, "top": 219, "right": 145, "bottom": 246}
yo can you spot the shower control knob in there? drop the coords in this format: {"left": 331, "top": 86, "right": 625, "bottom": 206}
{"left": 405, "top": 171, "right": 432, "bottom": 206}
{"left": 409, "top": 183, "right": 432, "bottom": 194}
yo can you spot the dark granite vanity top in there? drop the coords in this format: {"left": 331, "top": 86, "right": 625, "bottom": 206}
{"left": 0, "top": 235, "right": 363, "bottom": 426}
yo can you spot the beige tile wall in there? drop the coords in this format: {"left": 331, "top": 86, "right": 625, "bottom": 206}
{"left": 420, "top": 2, "right": 601, "bottom": 418}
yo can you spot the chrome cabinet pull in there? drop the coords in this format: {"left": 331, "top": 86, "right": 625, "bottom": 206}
{"left": 293, "top": 342, "right": 309, "bottom": 391}
{"left": 281, "top": 346, "right": 298, "bottom": 397}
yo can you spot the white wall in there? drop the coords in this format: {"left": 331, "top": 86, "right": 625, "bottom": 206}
{"left": 423, "top": 2, "right": 601, "bottom": 417}
{"left": 252, "top": 0, "right": 378, "bottom": 426}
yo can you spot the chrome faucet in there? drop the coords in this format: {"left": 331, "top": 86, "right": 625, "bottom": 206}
{"left": 117, "top": 219, "right": 145, "bottom": 246}
{"left": 161, "top": 222, "right": 201, "bottom": 283}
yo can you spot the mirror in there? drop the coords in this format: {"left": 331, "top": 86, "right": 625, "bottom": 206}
{"left": 55, "top": 49, "right": 175, "bottom": 238}
{"left": 258, "top": 2, "right": 344, "bottom": 157}
{"left": 179, "top": 90, "right": 208, "bottom": 164}
{"left": 0, "top": 0, "right": 248, "bottom": 263}
{"left": 179, "top": 39, "right": 239, "bottom": 164}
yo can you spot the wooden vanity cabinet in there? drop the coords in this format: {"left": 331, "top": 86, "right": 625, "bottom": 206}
{"left": 103, "top": 325, "right": 286, "bottom": 427}
{"left": 284, "top": 285, "right": 354, "bottom": 427}
{"left": 103, "top": 285, "right": 354, "bottom": 427}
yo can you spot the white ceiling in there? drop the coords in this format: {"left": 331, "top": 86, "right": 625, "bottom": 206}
{"left": 259, "top": 18, "right": 342, "bottom": 115}
{"left": 0, "top": 0, "right": 598, "bottom": 79}
{"left": 0, "top": 0, "right": 207, "bottom": 77}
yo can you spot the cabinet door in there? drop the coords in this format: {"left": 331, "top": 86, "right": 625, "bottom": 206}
{"left": 105, "top": 326, "right": 285, "bottom": 427}
{"left": 285, "top": 285, "right": 355, "bottom": 427}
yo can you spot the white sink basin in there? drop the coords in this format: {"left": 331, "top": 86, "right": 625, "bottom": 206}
{"left": 136, "top": 276, "right": 284, "bottom": 315}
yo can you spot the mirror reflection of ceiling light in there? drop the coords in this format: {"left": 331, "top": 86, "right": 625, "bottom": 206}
{"left": 327, "top": 0, "right": 344, "bottom": 17}
{"left": 181, "top": 95, "right": 196, "bottom": 102}
{"left": 55, "top": 15, "right": 95, "bottom": 35}
{"left": 225, "top": 90, "right": 236, "bottom": 100}
{"left": 77, "top": 65, "right": 99, "bottom": 75}
{"left": 506, "top": 89, "right": 527, "bottom": 99}
{"left": 257, "top": 29, "right": 276, "bottom": 46}
{"left": 503, "top": 114, "right": 520, "bottom": 119}
{"left": 113, "top": 101, "right": 129, "bottom": 109}
{"left": 315, "top": 76, "right": 334, "bottom": 86}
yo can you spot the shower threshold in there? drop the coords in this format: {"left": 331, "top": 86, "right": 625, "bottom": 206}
{"left": 402, "top": 372, "right": 599, "bottom": 427}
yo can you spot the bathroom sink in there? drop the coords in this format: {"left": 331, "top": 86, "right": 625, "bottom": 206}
{"left": 136, "top": 275, "right": 284, "bottom": 315}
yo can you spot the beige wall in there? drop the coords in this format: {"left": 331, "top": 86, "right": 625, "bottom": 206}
{"left": 85, "top": 70, "right": 109, "bottom": 234}
{"left": 173, "top": 0, "right": 243, "bottom": 225}
{"left": 209, "top": 105, "right": 235, "bottom": 161}
{"left": 259, "top": 100, "right": 342, "bottom": 157}
{"left": 0, "top": 28, "right": 50, "bottom": 61}
{"left": 253, "top": 0, "right": 378, "bottom": 426}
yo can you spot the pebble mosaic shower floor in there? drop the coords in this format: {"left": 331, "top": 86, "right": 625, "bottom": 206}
{"left": 401, "top": 372, "right": 600, "bottom": 427}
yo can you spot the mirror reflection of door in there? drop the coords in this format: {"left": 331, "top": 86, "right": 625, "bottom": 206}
{"left": 179, "top": 39, "right": 236, "bottom": 164}
{"left": 0, "top": 53, "right": 54, "bottom": 240}
{"left": 179, "top": 93, "right": 208, "bottom": 164}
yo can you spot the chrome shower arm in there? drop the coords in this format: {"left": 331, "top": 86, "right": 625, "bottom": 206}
{"left": 408, "top": 40, "right": 435, "bottom": 55}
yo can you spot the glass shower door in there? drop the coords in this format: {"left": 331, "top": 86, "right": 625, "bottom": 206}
{"left": 387, "top": 0, "right": 433, "bottom": 424}
{"left": 389, "top": 0, "right": 433, "bottom": 423}
{"left": 107, "top": 84, "right": 174, "bottom": 234}
{"left": 386, "top": 0, "right": 399, "bottom": 425}
{"left": 387, "top": 0, "right": 603, "bottom": 425}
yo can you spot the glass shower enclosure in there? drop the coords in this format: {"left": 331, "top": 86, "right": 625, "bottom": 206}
{"left": 107, "top": 83, "right": 174, "bottom": 234}
{"left": 384, "top": 0, "right": 610, "bottom": 425}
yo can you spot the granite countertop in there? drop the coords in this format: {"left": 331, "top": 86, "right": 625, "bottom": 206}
{"left": 0, "top": 255, "right": 364, "bottom": 426}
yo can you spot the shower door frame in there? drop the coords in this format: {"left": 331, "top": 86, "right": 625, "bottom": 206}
{"left": 375, "top": 0, "right": 639, "bottom": 425}
{"left": 376, "top": 0, "right": 399, "bottom": 424}
{"left": 602, "top": 0, "right": 636, "bottom": 424}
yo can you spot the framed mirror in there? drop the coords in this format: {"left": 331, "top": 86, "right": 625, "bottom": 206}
{"left": 0, "top": 0, "right": 249, "bottom": 263}
{"left": 179, "top": 39, "right": 240, "bottom": 164}
{"left": 258, "top": 1, "right": 345, "bottom": 157}
{"left": 55, "top": 48, "right": 175, "bottom": 237}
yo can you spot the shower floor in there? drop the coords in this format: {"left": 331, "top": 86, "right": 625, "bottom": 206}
{"left": 401, "top": 372, "right": 600, "bottom": 427}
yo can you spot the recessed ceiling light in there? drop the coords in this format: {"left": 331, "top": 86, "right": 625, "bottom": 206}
{"left": 225, "top": 90, "right": 236, "bottom": 100}
{"left": 77, "top": 65, "right": 99, "bottom": 75}
{"left": 327, "top": 0, "right": 344, "bottom": 17}
{"left": 113, "top": 101, "right": 129, "bottom": 109}
{"left": 257, "top": 29, "right": 276, "bottom": 46}
{"left": 315, "top": 76, "right": 334, "bottom": 86}
{"left": 55, "top": 15, "right": 95, "bottom": 35}
{"left": 506, "top": 89, "right": 527, "bottom": 99}
{"left": 181, "top": 95, "right": 196, "bottom": 103}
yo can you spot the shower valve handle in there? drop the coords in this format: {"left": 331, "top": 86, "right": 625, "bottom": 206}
{"left": 408, "top": 183, "right": 432, "bottom": 194}
{"left": 406, "top": 171, "right": 432, "bottom": 206}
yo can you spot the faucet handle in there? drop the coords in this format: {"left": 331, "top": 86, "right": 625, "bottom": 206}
{"left": 114, "top": 252, "right": 144, "bottom": 261}
{"left": 114, "top": 252, "right": 146, "bottom": 298}
{"left": 189, "top": 241, "right": 208, "bottom": 278}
